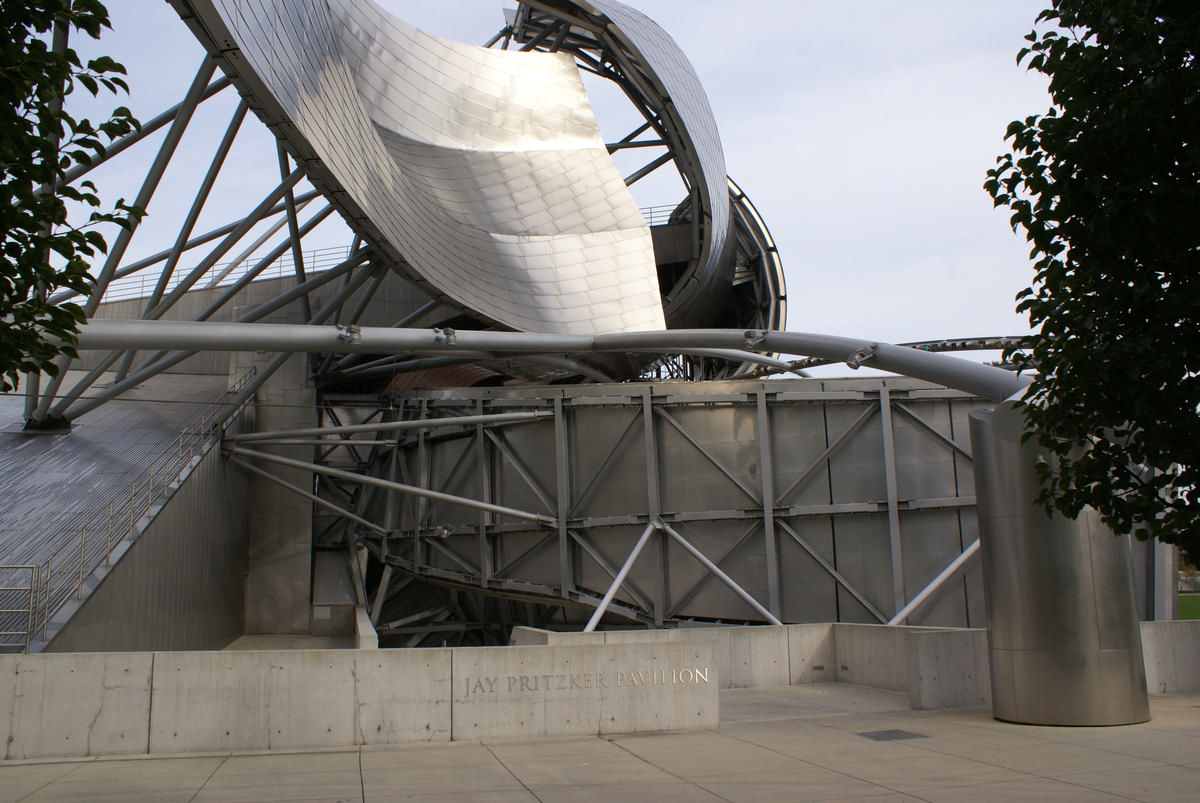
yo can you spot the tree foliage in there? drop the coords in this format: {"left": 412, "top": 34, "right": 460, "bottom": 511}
{"left": 985, "top": 0, "right": 1200, "bottom": 557}
{"left": 0, "top": 0, "right": 140, "bottom": 393}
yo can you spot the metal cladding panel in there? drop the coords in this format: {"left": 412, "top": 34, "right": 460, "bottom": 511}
{"left": 566, "top": 406, "right": 649, "bottom": 514}
{"left": 490, "top": 424, "right": 558, "bottom": 520}
{"left": 574, "top": 524, "right": 655, "bottom": 607}
{"left": 185, "top": 0, "right": 664, "bottom": 335}
{"left": 777, "top": 518, "right": 839, "bottom": 623}
{"left": 665, "top": 523, "right": 764, "bottom": 620}
{"left": 824, "top": 401, "right": 887, "bottom": 506}
{"left": 573, "top": 0, "right": 734, "bottom": 324}
{"left": 831, "top": 514, "right": 896, "bottom": 622}
{"left": 657, "top": 404, "right": 761, "bottom": 515}
{"left": 426, "top": 437, "right": 482, "bottom": 529}
{"left": 770, "top": 402, "right": 836, "bottom": 507}
{"left": 891, "top": 400, "right": 961, "bottom": 501}
{"left": 898, "top": 509, "right": 969, "bottom": 627}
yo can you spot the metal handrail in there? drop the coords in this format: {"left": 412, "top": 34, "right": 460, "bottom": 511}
{"left": 100, "top": 244, "right": 354, "bottom": 305}
{"left": 0, "top": 367, "right": 257, "bottom": 651}
{"left": 0, "top": 566, "right": 37, "bottom": 653}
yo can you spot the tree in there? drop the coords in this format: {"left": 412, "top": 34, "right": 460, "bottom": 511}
{"left": 985, "top": 0, "right": 1200, "bottom": 558}
{"left": 0, "top": 0, "right": 140, "bottom": 394}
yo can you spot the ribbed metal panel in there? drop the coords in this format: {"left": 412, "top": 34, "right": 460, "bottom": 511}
{"left": 45, "top": 445, "right": 249, "bottom": 652}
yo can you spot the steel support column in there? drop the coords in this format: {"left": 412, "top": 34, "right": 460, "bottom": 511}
{"left": 879, "top": 387, "right": 906, "bottom": 615}
{"left": 643, "top": 391, "right": 665, "bottom": 626}
{"left": 554, "top": 397, "right": 572, "bottom": 599}
{"left": 757, "top": 390, "right": 782, "bottom": 617}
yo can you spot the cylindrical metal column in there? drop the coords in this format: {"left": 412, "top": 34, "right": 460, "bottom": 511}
{"left": 969, "top": 404, "right": 1149, "bottom": 726}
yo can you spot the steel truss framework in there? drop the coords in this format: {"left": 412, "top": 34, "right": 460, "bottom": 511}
{"left": 221, "top": 379, "right": 996, "bottom": 644}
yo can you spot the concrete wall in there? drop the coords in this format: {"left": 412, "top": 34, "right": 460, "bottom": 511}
{"left": 0, "top": 653, "right": 153, "bottom": 759}
{"left": 906, "top": 628, "right": 991, "bottom": 710}
{"left": 510, "top": 626, "right": 793, "bottom": 688}
{"left": 0, "top": 640, "right": 715, "bottom": 760}
{"left": 513, "top": 623, "right": 988, "bottom": 710}
{"left": 1141, "top": 620, "right": 1200, "bottom": 693}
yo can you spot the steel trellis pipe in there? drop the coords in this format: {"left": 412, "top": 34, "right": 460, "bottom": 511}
{"left": 583, "top": 522, "right": 657, "bottom": 632}
{"left": 69, "top": 324, "right": 1031, "bottom": 401}
{"left": 658, "top": 520, "right": 783, "bottom": 626}
{"left": 887, "top": 539, "right": 982, "bottom": 626}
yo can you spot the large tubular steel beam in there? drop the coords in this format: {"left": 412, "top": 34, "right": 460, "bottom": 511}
{"left": 70, "top": 324, "right": 1030, "bottom": 401}
{"left": 583, "top": 522, "right": 657, "bottom": 632}
{"left": 887, "top": 539, "right": 981, "bottom": 626}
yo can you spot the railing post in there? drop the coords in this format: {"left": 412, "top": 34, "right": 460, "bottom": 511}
{"left": 77, "top": 527, "right": 87, "bottom": 597}
{"left": 27, "top": 565, "right": 38, "bottom": 652}
{"left": 39, "top": 559, "right": 50, "bottom": 640}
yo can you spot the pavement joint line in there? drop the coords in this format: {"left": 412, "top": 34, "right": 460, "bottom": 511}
{"left": 605, "top": 733, "right": 737, "bottom": 803}
{"left": 482, "top": 741, "right": 542, "bottom": 802}
{"left": 716, "top": 723, "right": 947, "bottom": 800}
{"left": 185, "top": 754, "right": 227, "bottom": 803}
{"left": 356, "top": 748, "right": 366, "bottom": 803}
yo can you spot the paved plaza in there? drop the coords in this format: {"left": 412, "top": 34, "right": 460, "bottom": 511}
{"left": 2, "top": 684, "right": 1197, "bottom": 802}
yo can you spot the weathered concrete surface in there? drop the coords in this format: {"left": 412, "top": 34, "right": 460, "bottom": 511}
{"left": 512, "top": 625, "right": 791, "bottom": 689}
{"left": 7, "top": 619, "right": 1193, "bottom": 760}
{"left": 1141, "top": 619, "right": 1200, "bottom": 693}
{"left": 513, "top": 623, "right": 991, "bottom": 706}
{"left": 1, "top": 653, "right": 152, "bottom": 760}
{"left": 907, "top": 628, "right": 991, "bottom": 710}
{"left": 355, "top": 649, "right": 450, "bottom": 745}
{"left": 149, "top": 651, "right": 358, "bottom": 754}
{"left": 1, "top": 642, "right": 713, "bottom": 758}
{"left": 827, "top": 623, "right": 910, "bottom": 691}
{"left": 786, "top": 623, "right": 835, "bottom": 684}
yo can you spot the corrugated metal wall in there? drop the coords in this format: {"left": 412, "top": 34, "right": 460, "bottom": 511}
{"left": 46, "top": 444, "right": 249, "bottom": 652}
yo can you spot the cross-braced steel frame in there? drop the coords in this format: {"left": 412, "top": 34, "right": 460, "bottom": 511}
{"left": 219, "top": 379, "right": 998, "bottom": 644}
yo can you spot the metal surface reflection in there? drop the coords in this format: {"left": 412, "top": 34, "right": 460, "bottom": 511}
{"left": 176, "top": 0, "right": 665, "bottom": 336}
{"left": 970, "top": 404, "right": 1150, "bottom": 726}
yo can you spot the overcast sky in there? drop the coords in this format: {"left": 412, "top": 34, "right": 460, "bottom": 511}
{"left": 76, "top": 1, "right": 1053, "bottom": 363}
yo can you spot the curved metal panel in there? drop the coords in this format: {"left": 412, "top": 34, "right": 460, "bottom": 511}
{"left": 516, "top": 0, "right": 734, "bottom": 327}
{"left": 970, "top": 405, "right": 1149, "bottom": 725}
{"left": 179, "top": 0, "right": 664, "bottom": 335}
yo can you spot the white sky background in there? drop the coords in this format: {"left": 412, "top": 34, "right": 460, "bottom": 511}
{"left": 71, "top": 0, "right": 1052, "bottom": 369}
